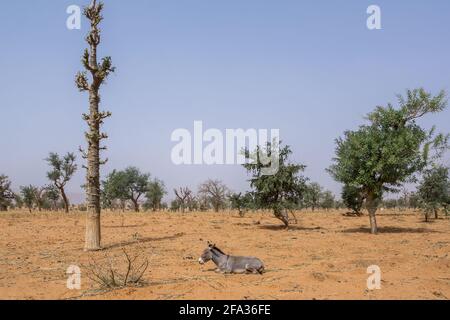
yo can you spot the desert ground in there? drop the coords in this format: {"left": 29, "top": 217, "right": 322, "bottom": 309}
{"left": 0, "top": 209, "right": 449, "bottom": 300}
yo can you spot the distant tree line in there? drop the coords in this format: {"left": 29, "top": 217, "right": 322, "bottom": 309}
{"left": 1, "top": 88, "right": 449, "bottom": 239}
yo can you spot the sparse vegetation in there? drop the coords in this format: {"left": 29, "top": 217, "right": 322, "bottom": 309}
{"left": 84, "top": 248, "right": 149, "bottom": 289}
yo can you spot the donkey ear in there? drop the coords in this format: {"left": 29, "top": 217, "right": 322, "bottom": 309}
{"left": 207, "top": 241, "right": 214, "bottom": 248}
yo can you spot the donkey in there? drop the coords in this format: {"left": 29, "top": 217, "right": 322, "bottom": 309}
{"left": 198, "top": 242, "right": 265, "bottom": 274}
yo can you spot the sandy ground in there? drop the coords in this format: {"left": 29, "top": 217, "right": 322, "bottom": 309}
{"left": 0, "top": 209, "right": 449, "bottom": 300}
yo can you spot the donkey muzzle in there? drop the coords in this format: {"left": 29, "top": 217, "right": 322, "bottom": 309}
{"left": 198, "top": 258, "right": 205, "bottom": 264}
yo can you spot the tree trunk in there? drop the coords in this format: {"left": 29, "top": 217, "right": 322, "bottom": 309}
{"left": 366, "top": 192, "right": 378, "bottom": 234}
{"left": 79, "top": 0, "right": 114, "bottom": 251}
{"left": 0, "top": 204, "right": 7, "bottom": 212}
{"left": 274, "top": 208, "right": 289, "bottom": 229}
{"left": 84, "top": 87, "right": 102, "bottom": 251}
{"left": 434, "top": 208, "right": 439, "bottom": 219}
{"left": 60, "top": 188, "right": 70, "bottom": 213}
{"left": 85, "top": 210, "right": 101, "bottom": 250}
{"left": 132, "top": 199, "right": 140, "bottom": 212}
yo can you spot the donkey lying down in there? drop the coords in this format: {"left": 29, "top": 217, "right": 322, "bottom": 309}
{"left": 199, "top": 242, "right": 265, "bottom": 274}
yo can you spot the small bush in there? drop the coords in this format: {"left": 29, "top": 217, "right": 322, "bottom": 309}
{"left": 84, "top": 249, "right": 149, "bottom": 289}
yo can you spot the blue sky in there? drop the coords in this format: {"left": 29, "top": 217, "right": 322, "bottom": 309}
{"left": 1, "top": 0, "right": 449, "bottom": 203}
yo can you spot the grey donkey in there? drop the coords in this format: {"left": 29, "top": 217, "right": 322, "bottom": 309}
{"left": 198, "top": 242, "right": 265, "bottom": 274}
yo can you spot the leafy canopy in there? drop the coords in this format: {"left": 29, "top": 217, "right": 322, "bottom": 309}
{"left": 102, "top": 167, "right": 150, "bottom": 210}
{"left": 243, "top": 142, "right": 307, "bottom": 213}
{"left": 328, "top": 88, "right": 448, "bottom": 200}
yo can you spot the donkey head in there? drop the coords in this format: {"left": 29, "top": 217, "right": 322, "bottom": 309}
{"left": 198, "top": 242, "right": 218, "bottom": 264}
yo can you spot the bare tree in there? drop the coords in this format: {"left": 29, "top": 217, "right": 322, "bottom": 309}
{"left": 34, "top": 187, "right": 47, "bottom": 212}
{"left": 198, "top": 179, "right": 230, "bottom": 212}
{"left": 174, "top": 187, "right": 192, "bottom": 213}
{"left": 76, "top": 0, "right": 115, "bottom": 251}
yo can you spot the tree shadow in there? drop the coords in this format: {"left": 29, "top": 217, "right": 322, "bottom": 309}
{"left": 104, "top": 224, "right": 148, "bottom": 229}
{"left": 103, "top": 232, "right": 185, "bottom": 250}
{"left": 258, "top": 225, "right": 322, "bottom": 231}
{"left": 342, "top": 226, "right": 439, "bottom": 234}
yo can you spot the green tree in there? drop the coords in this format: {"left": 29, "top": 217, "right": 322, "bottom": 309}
{"left": 102, "top": 167, "right": 150, "bottom": 212}
{"left": 46, "top": 152, "right": 77, "bottom": 213}
{"left": 170, "top": 199, "right": 181, "bottom": 212}
{"left": 20, "top": 185, "right": 37, "bottom": 213}
{"left": 408, "top": 192, "right": 421, "bottom": 209}
{"left": 320, "top": 190, "right": 335, "bottom": 210}
{"left": 304, "top": 183, "right": 322, "bottom": 211}
{"left": 328, "top": 88, "right": 448, "bottom": 234}
{"left": 45, "top": 185, "right": 61, "bottom": 211}
{"left": 14, "top": 193, "right": 24, "bottom": 209}
{"left": 341, "top": 184, "right": 364, "bottom": 215}
{"left": 0, "top": 175, "right": 15, "bottom": 211}
{"left": 243, "top": 142, "right": 307, "bottom": 228}
{"left": 76, "top": 0, "right": 115, "bottom": 251}
{"left": 229, "top": 192, "right": 254, "bottom": 217}
{"left": 417, "top": 166, "right": 449, "bottom": 221}
{"left": 144, "top": 179, "right": 167, "bottom": 211}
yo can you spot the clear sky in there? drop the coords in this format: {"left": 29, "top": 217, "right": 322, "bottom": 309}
{"left": 1, "top": 0, "right": 449, "bottom": 203}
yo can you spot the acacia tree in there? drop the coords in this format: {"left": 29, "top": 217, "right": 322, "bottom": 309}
{"left": 320, "top": 190, "right": 335, "bottom": 210}
{"left": 76, "top": 0, "right": 115, "bottom": 250}
{"left": 328, "top": 88, "right": 448, "bottom": 234}
{"left": 45, "top": 185, "right": 61, "bottom": 211}
{"left": 417, "top": 166, "right": 449, "bottom": 221}
{"left": 229, "top": 192, "right": 254, "bottom": 217}
{"left": 174, "top": 187, "right": 192, "bottom": 213}
{"left": 20, "top": 185, "right": 37, "bottom": 213}
{"left": 0, "top": 175, "right": 15, "bottom": 211}
{"left": 144, "top": 179, "right": 167, "bottom": 211}
{"left": 198, "top": 179, "right": 230, "bottom": 213}
{"left": 304, "top": 183, "right": 322, "bottom": 211}
{"left": 341, "top": 184, "right": 364, "bottom": 215}
{"left": 243, "top": 142, "right": 307, "bottom": 228}
{"left": 46, "top": 152, "right": 77, "bottom": 213}
{"left": 102, "top": 167, "right": 150, "bottom": 212}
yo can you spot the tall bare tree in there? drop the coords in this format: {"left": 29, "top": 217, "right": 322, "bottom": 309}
{"left": 76, "top": 0, "right": 115, "bottom": 250}
{"left": 174, "top": 187, "right": 192, "bottom": 213}
{"left": 198, "top": 179, "right": 230, "bottom": 212}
